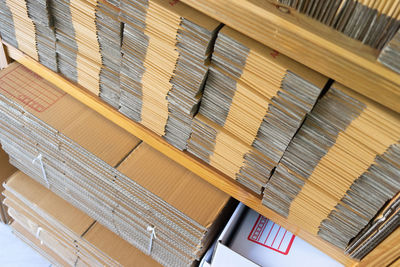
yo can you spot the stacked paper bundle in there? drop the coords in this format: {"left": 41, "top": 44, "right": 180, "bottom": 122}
{"left": 1, "top": 0, "right": 123, "bottom": 99}
{"left": 346, "top": 193, "right": 400, "bottom": 259}
{"left": 96, "top": 1, "right": 123, "bottom": 108}
{"left": 0, "top": 0, "right": 38, "bottom": 60}
{"left": 0, "top": 0, "right": 17, "bottom": 48}
{"left": 52, "top": 0, "right": 102, "bottom": 95}
{"left": 26, "top": 0, "right": 58, "bottom": 72}
{"left": 4, "top": 171, "right": 161, "bottom": 266}
{"left": 188, "top": 26, "right": 328, "bottom": 194}
{"left": 0, "top": 63, "right": 233, "bottom": 266}
{"left": 278, "top": 0, "right": 400, "bottom": 50}
{"left": 164, "top": 11, "right": 221, "bottom": 150}
{"left": 119, "top": 0, "right": 221, "bottom": 149}
{"left": 378, "top": 29, "right": 400, "bottom": 73}
{"left": 263, "top": 82, "right": 400, "bottom": 251}
{"left": 0, "top": 0, "right": 58, "bottom": 71}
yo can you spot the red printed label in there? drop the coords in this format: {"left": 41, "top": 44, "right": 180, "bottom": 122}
{"left": 270, "top": 50, "right": 280, "bottom": 58}
{"left": 0, "top": 65, "right": 65, "bottom": 112}
{"left": 169, "top": 0, "right": 179, "bottom": 6}
{"left": 248, "top": 215, "right": 295, "bottom": 255}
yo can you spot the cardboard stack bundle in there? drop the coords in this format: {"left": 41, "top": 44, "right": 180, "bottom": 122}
{"left": 52, "top": 0, "right": 102, "bottom": 95}
{"left": 0, "top": 0, "right": 38, "bottom": 60}
{"left": 263, "top": 82, "right": 400, "bottom": 252}
{"left": 378, "top": 29, "right": 400, "bottom": 74}
{"left": 95, "top": 1, "right": 123, "bottom": 108}
{"left": 355, "top": 225, "right": 400, "bottom": 266}
{"left": 0, "top": 0, "right": 17, "bottom": 48}
{"left": 0, "top": 147, "right": 17, "bottom": 224}
{"left": 1, "top": 0, "right": 123, "bottom": 102}
{"left": 188, "top": 26, "right": 328, "bottom": 194}
{"left": 0, "top": 63, "right": 233, "bottom": 266}
{"left": 119, "top": 0, "right": 221, "bottom": 149}
{"left": 346, "top": 193, "right": 400, "bottom": 259}
{"left": 0, "top": 0, "right": 57, "bottom": 71}
{"left": 26, "top": 0, "right": 58, "bottom": 72}
{"left": 4, "top": 171, "right": 161, "bottom": 266}
{"left": 278, "top": 0, "right": 400, "bottom": 50}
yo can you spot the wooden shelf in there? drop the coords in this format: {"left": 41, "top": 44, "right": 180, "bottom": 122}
{"left": 181, "top": 0, "right": 400, "bottom": 114}
{"left": 3, "top": 42, "right": 357, "bottom": 266}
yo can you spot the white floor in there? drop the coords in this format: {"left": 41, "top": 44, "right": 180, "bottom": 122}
{"left": 0, "top": 223, "right": 51, "bottom": 267}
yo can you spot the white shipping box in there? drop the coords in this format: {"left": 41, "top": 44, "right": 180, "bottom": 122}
{"left": 202, "top": 204, "right": 343, "bottom": 267}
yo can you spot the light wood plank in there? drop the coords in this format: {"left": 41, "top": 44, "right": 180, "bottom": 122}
{"left": 0, "top": 38, "right": 10, "bottom": 70}
{"left": 180, "top": 0, "right": 400, "bottom": 113}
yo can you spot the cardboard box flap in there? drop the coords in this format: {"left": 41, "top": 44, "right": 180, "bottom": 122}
{"left": 11, "top": 221, "right": 71, "bottom": 266}
{"left": 0, "top": 63, "right": 141, "bottom": 167}
{"left": 117, "top": 143, "right": 230, "bottom": 227}
{"left": 4, "top": 171, "right": 94, "bottom": 235}
{"left": 83, "top": 222, "right": 161, "bottom": 267}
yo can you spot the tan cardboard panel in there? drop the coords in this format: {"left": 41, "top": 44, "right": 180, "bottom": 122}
{"left": 11, "top": 221, "right": 70, "bottom": 266}
{"left": 117, "top": 142, "right": 230, "bottom": 227}
{"left": 0, "top": 63, "right": 141, "bottom": 166}
{"left": 84, "top": 222, "right": 161, "bottom": 267}
{"left": 4, "top": 171, "right": 94, "bottom": 235}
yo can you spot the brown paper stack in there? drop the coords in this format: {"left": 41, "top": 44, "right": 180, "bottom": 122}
{"left": 0, "top": 63, "right": 233, "bottom": 266}
{"left": 4, "top": 171, "right": 161, "bottom": 266}
{"left": 1, "top": 0, "right": 38, "bottom": 60}
{"left": 263, "top": 82, "right": 400, "bottom": 252}
{"left": 0, "top": 0, "right": 18, "bottom": 48}
{"left": 96, "top": 1, "right": 123, "bottom": 108}
{"left": 279, "top": 0, "right": 400, "bottom": 50}
{"left": 52, "top": 0, "right": 102, "bottom": 95}
{"left": 0, "top": 0, "right": 123, "bottom": 99}
{"left": 378, "top": 28, "right": 400, "bottom": 73}
{"left": 346, "top": 193, "right": 400, "bottom": 259}
{"left": 26, "top": 0, "right": 58, "bottom": 72}
{"left": 188, "top": 26, "right": 328, "bottom": 194}
{"left": 0, "top": 0, "right": 57, "bottom": 71}
{"left": 119, "top": 0, "right": 221, "bottom": 149}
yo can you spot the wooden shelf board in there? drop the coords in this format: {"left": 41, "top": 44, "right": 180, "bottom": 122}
{"left": 3, "top": 43, "right": 357, "bottom": 266}
{"left": 181, "top": 0, "right": 400, "bottom": 114}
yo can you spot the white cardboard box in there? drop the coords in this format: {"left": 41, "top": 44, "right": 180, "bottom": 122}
{"left": 201, "top": 204, "right": 343, "bottom": 267}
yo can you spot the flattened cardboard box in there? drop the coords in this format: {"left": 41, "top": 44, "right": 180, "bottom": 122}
{"left": 5, "top": 171, "right": 161, "bottom": 266}
{"left": 0, "top": 62, "right": 234, "bottom": 266}
{"left": 0, "top": 62, "right": 140, "bottom": 167}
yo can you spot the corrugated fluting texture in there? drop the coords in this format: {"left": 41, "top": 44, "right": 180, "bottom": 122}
{"left": 0, "top": 0, "right": 399, "bottom": 262}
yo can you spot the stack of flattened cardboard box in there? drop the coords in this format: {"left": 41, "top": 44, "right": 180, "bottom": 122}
{"left": 264, "top": 82, "right": 400, "bottom": 255}
{"left": 4, "top": 171, "right": 161, "bottom": 266}
{"left": 0, "top": 0, "right": 57, "bottom": 71}
{"left": 119, "top": 0, "right": 221, "bottom": 149}
{"left": 188, "top": 26, "right": 329, "bottom": 194}
{"left": 378, "top": 29, "right": 400, "bottom": 74}
{"left": 95, "top": 1, "right": 123, "bottom": 108}
{"left": 278, "top": 0, "right": 400, "bottom": 51}
{"left": 51, "top": 0, "right": 103, "bottom": 95}
{"left": 0, "top": 63, "right": 233, "bottom": 266}
{"left": 0, "top": 0, "right": 38, "bottom": 61}
{"left": 26, "top": 0, "right": 58, "bottom": 72}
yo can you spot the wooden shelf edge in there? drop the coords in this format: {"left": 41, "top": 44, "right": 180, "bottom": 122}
{"left": 181, "top": 0, "right": 400, "bottom": 114}
{"left": 3, "top": 43, "right": 357, "bottom": 266}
